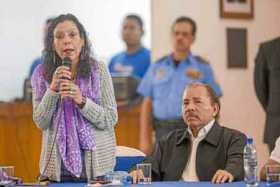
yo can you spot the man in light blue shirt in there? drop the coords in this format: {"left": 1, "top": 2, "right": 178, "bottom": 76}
{"left": 137, "top": 16, "right": 222, "bottom": 154}
{"left": 109, "top": 14, "right": 150, "bottom": 79}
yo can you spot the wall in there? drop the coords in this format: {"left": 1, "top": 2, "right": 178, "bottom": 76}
{"left": 152, "top": 0, "right": 280, "bottom": 172}
{"left": 0, "top": 0, "right": 150, "bottom": 101}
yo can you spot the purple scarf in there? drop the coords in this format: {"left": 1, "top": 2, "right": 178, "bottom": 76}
{"left": 31, "top": 60, "right": 101, "bottom": 177}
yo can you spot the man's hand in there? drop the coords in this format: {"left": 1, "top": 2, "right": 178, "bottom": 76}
{"left": 211, "top": 169, "right": 234, "bottom": 184}
{"left": 129, "top": 170, "right": 138, "bottom": 184}
{"left": 129, "top": 169, "right": 145, "bottom": 184}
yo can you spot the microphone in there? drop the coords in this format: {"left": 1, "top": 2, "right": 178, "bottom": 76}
{"left": 62, "top": 57, "right": 72, "bottom": 80}
{"left": 62, "top": 57, "right": 72, "bottom": 68}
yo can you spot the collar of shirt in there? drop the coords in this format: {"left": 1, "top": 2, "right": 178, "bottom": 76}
{"left": 187, "top": 119, "right": 215, "bottom": 141}
{"left": 181, "top": 119, "right": 215, "bottom": 181}
{"left": 167, "top": 52, "right": 194, "bottom": 66}
{"left": 124, "top": 46, "right": 144, "bottom": 57}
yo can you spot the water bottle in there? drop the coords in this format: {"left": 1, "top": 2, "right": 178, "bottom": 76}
{"left": 105, "top": 171, "right": 132, "bottom": 186}
{"left": 244, "top": 137, "right": 258, "bottom": 187}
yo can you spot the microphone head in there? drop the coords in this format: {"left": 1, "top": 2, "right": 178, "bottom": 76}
{"left": 62, "top": 57, "right": 72, "bottom": 67}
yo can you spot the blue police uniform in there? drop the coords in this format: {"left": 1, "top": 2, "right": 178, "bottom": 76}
{"left": 109, "top": 47, "right": 151, "bottom": 79}
{"left": 137, "top": 53, "right": 222, "bottom": 138}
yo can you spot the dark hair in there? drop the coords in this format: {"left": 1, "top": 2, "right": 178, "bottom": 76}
{"left": 187, "top": 83, "right": 220, "bottom": 120}
{"left": 43, "top": 13, "right": 92, "bottom": 83}
{"left": 172, "top": 16, "right": 197, "bottom": 36}
{"left": 204, "top": 84, "right": 220, "bottom": 120}
{"left": 43, "top": 17, "right": 55, "bottom": 48}
{"left": 124, "top": 14, "right": 144, "bottom": 30}
{"left": 46, "top": 17, "right": 55, "bottom": 25}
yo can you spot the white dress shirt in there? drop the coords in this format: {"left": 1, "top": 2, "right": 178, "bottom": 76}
{"left": 181, "top": 119, "right": 215, "bottom": 181}
{"left": 271, "top": 136, "right": 280, "bottom": 163}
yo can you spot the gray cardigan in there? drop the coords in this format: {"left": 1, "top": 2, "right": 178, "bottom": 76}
{"left": 32, "top": 61, "right": 118, "bottom": 181}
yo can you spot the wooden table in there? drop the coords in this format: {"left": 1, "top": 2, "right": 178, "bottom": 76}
{"left": 0, "top": 102, "right": 140, "bottom": 182}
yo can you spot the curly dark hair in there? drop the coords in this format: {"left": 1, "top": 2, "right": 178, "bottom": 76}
{"left": 43, "top": 13, "right": 92, "bottom": 83}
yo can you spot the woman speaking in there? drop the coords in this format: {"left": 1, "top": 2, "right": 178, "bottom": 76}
{"left": 31, "top": 14, "right": 117, "bottom": 182}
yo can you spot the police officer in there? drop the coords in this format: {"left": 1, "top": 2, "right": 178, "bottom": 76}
{"left": 137, "top": 16, "right": 222, "bottom": 154}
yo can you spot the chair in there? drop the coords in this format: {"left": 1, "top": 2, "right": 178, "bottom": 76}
{"left": 114, "top": 146, "right": 146, "bottom": 172}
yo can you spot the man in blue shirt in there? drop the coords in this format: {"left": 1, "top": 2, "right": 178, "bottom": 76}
{"left": 109, "top": 14, "right": 150, "bottom": 79}
{"left": 137, "top": 16, "right": 222, "bottom": 154}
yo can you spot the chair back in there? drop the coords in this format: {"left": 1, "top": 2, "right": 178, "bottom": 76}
{"left": 114, "top": 146, "right": 146, "bottom": 172}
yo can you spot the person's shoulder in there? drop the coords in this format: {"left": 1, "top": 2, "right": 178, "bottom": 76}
{"left": 141, "top": 47, "right": 151, "bottom": 54}
{"left": 137, "top": 47, "right": 151, "bottom": 61}
{"left": 263, "top": 37, "right": 280, "bottom": 45}
{"left": 154, "top": 54, "right": 169, "bottom": 64}
{"left": 110, "top": 51, "right": 125, "bottom": 62}
{"left": 90, "top": 58, "right": 105, "bottom": 70}
{"left": 220, "top": 124, "right": 246, "bottom": 139}
{"left": 32, "top": 57, "right": 43, "bottom": 64}
{"left": 193, "top": 55, "right": 210, "bottom": 65}
{"left": 146, "top": 55, "right": 169, "bottom": 71}
{"left": 33, "top": 63, "right": 44, "bottom": 75}
{"left": 29, "top": 57, "right": 44, "bottom": 77}
{"left": 160, "top": 128, "right": 186, "bottom": 143}
{"left": 114, "top": 51, "right": 125, "bottom": 58}
{"left": 261, "top": 37, "right": 280, "bottom": 49}
{"left": 31, "top": 63, "right": 44, "bottom": 82}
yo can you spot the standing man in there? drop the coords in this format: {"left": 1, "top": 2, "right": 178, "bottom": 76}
{"left": 109, "top": 14, "right": 150, "bottom": 79}
{"left": 254, "top": 37, "right": 280, "bottom": 152}
{"left": 137, "top": 16, "right": 222, "bottom": 154}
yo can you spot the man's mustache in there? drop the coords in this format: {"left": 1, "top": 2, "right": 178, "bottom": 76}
{"left": 185, "top": 112, "right": 199, "bottom": 119}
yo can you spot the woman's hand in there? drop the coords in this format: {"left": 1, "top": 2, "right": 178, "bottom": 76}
{"left": 59, "top": 79, "right": 83, "bottom": 105}
{"left": 50, "top": 66, "right": 71, "bottom": 92}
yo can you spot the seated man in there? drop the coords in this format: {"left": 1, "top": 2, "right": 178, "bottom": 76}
{"left": 130, "top": 83, "right": 246, "bottom": 183}
{"left": 260, "top": 136, "right": 280, "bottom": 180}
